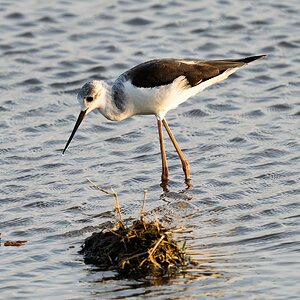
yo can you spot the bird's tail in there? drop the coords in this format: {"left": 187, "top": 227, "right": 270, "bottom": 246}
{"left": 234, "top": 54, "right": 267, "bottom": 64}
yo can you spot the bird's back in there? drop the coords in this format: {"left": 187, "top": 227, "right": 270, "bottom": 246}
{"left": 119, "top": 55, "right": 264, "bottom": 89}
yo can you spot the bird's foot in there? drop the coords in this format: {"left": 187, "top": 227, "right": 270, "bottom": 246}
{"left": 160, "top": 178, "right": 169, "bottom": 192}
{"left": 185, "top": 178, "right": 192, "bottom": 190}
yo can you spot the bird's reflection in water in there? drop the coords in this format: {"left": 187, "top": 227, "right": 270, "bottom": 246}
{"left": 160, "top": 178, "right": 192, "bottom": 192}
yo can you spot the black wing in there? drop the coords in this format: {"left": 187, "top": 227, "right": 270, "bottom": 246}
{"left": 124, "top": 55, "right": 265, "bottom": 88}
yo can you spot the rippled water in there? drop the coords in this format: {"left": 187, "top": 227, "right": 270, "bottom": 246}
{"left": 1, "top": 0, "right": 300, "bottom": 299}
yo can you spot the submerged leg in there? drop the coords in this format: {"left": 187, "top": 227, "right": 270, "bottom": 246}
{"left": 162, "top": 118, "right": 191, "bottom": 185}
{"left": 157, "top": 118, "right": 169, "bottom": 184}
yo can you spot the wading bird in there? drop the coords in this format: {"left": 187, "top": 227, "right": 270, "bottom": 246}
{"left": 63, "top": 55, "right": 265, "bottom": 188}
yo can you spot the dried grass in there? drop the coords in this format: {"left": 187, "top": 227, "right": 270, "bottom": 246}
{"left": 80, "top": 179, "right": 187, "bottom": 278}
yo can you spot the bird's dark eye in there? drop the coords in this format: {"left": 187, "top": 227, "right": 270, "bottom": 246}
{"left": 86, "top": 96, "right": 93, "bottom": 102}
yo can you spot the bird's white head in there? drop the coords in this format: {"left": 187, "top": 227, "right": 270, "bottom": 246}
{"left": 62, "top": 80, "right": 107, "bottom": 154}
{"left": 77, "top": 80, "right": 107, "bottom": 115}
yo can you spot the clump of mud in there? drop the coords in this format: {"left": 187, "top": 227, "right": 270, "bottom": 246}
{"left": 80, "top": 180, "right": 187, "bottom": 278}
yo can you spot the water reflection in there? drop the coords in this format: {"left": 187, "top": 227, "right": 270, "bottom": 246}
{"left": 160, "top": 178, "right": 192, "bottom": 193}
{"left": 85, "top": 250, "right": 223, "bottom": 299}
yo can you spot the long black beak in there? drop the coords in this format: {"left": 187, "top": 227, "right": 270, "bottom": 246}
{"left": 62, "top": 109, "right": 87, "bottom": 154}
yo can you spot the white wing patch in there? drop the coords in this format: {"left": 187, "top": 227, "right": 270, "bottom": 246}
{"left": 177, "top": 60, "right": 201, "bottom": 65}
{"left": 194, "top": 66, "right": 241, "bottom": 92}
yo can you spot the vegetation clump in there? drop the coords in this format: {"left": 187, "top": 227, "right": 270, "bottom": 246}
{"left": 80, "top": 180, "right": 187, "bottom": 278}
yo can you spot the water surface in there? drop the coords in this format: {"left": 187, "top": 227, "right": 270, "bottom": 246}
{"left": 0, "top": 0, "right": 300, "bottom": 299}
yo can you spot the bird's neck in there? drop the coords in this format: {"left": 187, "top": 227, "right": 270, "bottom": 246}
{"left": 98, "top": 82, "right": 129, "bottom": 121}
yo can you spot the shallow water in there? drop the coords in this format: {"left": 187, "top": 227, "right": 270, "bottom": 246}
{"left": 1, "top": 0, "right": 300, "bottom": 299}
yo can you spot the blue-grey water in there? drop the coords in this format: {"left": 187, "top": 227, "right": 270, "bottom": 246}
{"left": 1, "top": 0, "right": 300, "bottom": 299}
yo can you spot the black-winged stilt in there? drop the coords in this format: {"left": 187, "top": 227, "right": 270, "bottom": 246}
{"left": 63, "top": 55, "right": 266, "bottom": 187}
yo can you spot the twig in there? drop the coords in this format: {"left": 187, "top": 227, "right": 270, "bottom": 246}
{"left": 111, "top": 187, "right": 123, "bottom": 225}
{"left": 123, "top": 251, "right": 148, "bottom": 261}
{"left": 147, "top": 235, "right": 165, "bottom": 269}
{"left": 105, "top": 227, "right": 123, "bottom": 238}
{"left": 154, "top": 210, "right": 160, "bottom": 232}
{"left": 86, "top": 178, "right": 123, "bottom": 227}
{"left": 87, "top": 178, "right": 111, "bottom": 195}
{"left": 140, "top": 189, "right": 147, "bottom": 220}
{"left": 149, "top": 235, "right": 165, "bottom": 257}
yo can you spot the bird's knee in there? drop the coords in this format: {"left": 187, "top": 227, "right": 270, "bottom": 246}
{"left": 182, "top": 159, "right": 190, "bottom": 170}
{"left": 181, "top": 160, "right": 191, "bottom": 179}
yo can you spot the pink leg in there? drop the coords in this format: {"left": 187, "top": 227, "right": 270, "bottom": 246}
{"left": 157, "top": 119, "right": 169, "bottom": 183}
{"left": 162, "top": 119, "right": 191, "bottom": 185}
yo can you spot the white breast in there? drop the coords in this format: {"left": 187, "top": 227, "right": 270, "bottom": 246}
{"left": 122, "top": 76, "right": 192, "bottom": 119}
